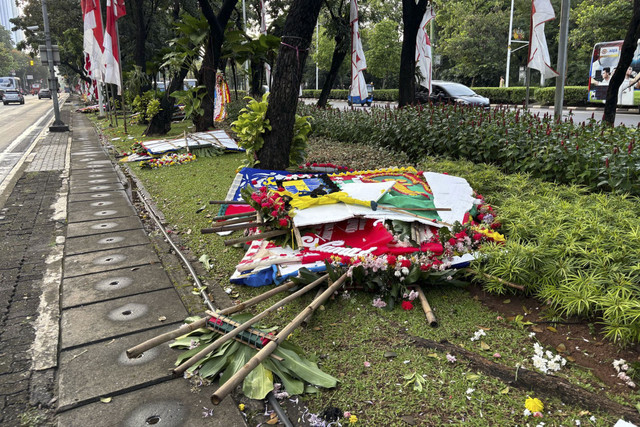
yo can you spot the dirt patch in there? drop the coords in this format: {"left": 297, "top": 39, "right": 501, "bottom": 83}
{"left": 467, "top": 284, "right": 640, "bottom": 393}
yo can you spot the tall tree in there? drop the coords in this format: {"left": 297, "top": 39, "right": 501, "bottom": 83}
{"left": 196, "top": 0, "right": 238, "bottom": 131}
{"left": 258, "top": 0, "right": 323, "bottom": 169}
{"left": 365, "top": 18, "right": 401, "bottom": 88}
{"left": 316, "top": 0, "right": 349, "bottom": 108}
{"left": 603, "top": 0, "right": 640, "bottom": 125}
{"left": 398, "top": 0, "right": 428, "bottom": 107}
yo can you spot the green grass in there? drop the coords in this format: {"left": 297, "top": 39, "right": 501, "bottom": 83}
{"left": 89, "top": 114, "right": 638, "bottom": 426}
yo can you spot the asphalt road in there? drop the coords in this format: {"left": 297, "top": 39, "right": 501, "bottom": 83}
{"left": 0, "top": 95, "right": 55, "bottom": 188}
{"left": 302, "top": 98, "right": 640, "bottom": 127}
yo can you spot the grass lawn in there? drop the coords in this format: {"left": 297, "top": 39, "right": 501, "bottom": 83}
{"left": 89, "top": 112, "right": 639, "bottom": 426}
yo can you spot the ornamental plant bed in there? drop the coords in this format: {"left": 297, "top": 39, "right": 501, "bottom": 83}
{"left": 94, "top": 114, "right": 639, "bottom": 426}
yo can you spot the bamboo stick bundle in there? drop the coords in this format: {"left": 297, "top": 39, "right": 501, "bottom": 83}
{"left": 173, "top": 274, "right": 330, "bottom": 375}
{"left": 223, "top": 229, "right": 288, "bottom": 246}
{"left": 211, "top": 272, "right": 349, "bottom": 405}
{"left": 209, "top": 200, "right": 250, "bottom": 205}
{"left": 126, "top": 280, "right": 299, "bottom": 358}
{"left": 416, "top": 286, "right": 438, "bottom": 327}
{"left": 201, "top": 221, "right": 264, "bottom": 234}
{"left": 211, "top": 211, "right": 257, "bottom": 221}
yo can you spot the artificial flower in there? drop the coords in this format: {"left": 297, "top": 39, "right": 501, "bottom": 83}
{"left": 401, "top": 301, "right": 413, "bottom": 311}
{"left": 525, "top": 397, "right": 544, "bottom": 413}
{"left": 349, "top": 414, "right": 358, "bottom": 424}
{"left": 238, "top": 403, "right": 245, "bottom": 411}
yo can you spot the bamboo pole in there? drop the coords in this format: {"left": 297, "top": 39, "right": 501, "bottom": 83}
{"left": 416, "top": 286, "right": 438, "bottom": 327}
{"left": 201, "top": 221, "right": 263, "bottom": 234}
{"left": 173, "top": 274, "right": 330, "bottom": 375}
{"left": 126, "top": 280, "right": 298, "bottom": 358}
{"left": 224, "top": 229, "right": 288, "bottom": 246}
{"left": 211, "top": 272, "right": 348, "bottom": 405}
{"left": 464, "top": 268, "right": 525, "bottom": 292}
{"left": 210, "top": 216, "right": 258, "bottom": 228}
{"left": 378, "top": 206, "right": 451, "bottom": 212}
{"left": 209, "top": 200, "right": 250, "bottom": 205}
{"left": 211, "top": 212, "right": 257, "bottom": 221}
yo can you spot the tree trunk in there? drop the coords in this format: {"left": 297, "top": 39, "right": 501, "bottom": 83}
{"left": 398, "top": 0, "right": 428, "bottom": 107}
{"left": 144, "top": 67, "right": 188, "bottom": 136}
{"left": 131, "top": 0, "right": 147, "bottom": 74}
{"left": 317, "top": 31, "right": 349, "bottom": 108}
{"left": 195, "top": 39, "right": 216, "bottom": 131}
{"left": 258, "top": 0, "right": 324, "bottom": 170}
{"left": 197, "top": 0, "right": 238, "bottom": 131}
{"left": 250, "top": 57, "right": 263, "bottom": 98}
{"left": 603, "top": 0, "right": 640, "bottom": 125}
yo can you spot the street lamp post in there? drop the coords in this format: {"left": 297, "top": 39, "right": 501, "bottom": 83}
{"left": 40, "top": 0, "right": 68, "bottom": 132}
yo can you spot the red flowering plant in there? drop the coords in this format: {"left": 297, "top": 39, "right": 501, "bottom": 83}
{"left": 240, "top": 185, "right": 293, "bottom": 230}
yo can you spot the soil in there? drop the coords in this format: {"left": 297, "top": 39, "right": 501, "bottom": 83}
{"left": 467, "top": 283, "right": 640, "bottom": 393}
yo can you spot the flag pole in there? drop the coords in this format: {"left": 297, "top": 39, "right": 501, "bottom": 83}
{"left": 115, "top": 21, "right": 127, "bottom": 134}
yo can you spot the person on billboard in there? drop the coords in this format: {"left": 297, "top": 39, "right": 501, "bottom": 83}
{"left": 598, "top": 67, "right": 612, "bottom": 85}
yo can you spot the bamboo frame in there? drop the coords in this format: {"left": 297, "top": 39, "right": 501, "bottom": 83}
{"left": 211, "top": 272, "right": 349, "bottom": 405}
{"left": 465, "top": 268, "right": 525, "bottom": 291}
{"left": 126, "top": 280, "right": 298, "bottom": 358}
{"left": 201, "top": 221, "right": 263, "bottom": 234}
{"left": 209, "top": 200, "right": 250, "bottom": 205}
{"left": 173, "top": 274, "right": 330, "bottom": 375}
{"left": 223, "top": 229, "right": 288, "bottom": 246}
{"left": 211, "top": 211, "right": 257, "bottom": 221}
{"left": 416, "top": 286, "right": 438, "bottom": 327}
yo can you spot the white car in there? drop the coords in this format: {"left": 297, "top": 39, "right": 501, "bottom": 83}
{"left": 3, "top": 89, "right": 25, "bottom": 105}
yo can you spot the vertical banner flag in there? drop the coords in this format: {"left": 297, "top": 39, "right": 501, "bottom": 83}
{"left": 104, "top": 0, "right": 127, "bottom": 93}
{"left": 416, "top": 4, "right": 435, "bottom": 93}
{"left": 82, "top": 0, "right": 104, "bottom": 80}
{"left": 350, "top": 0, "right": 368, "bottom": 100}
{"left": 528, "top": 0, "right": 558, "bottom": 80}
{"left": 260, "top": 0, "right": 271, "bottom": 88}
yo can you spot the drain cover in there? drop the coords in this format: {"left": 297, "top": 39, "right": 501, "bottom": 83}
{"left": 92, "top": 253, "right": 127, "bottom": 266}
{"left": 90, "top": 222, "right": 118, "bottom": 230}
{"left": 90, "top": 201, "right": 114, "bottom": 207}
{"left": 108, "top": 303, "right": 149, "bottom": 321}
{"left": 93, "top": 209, "right": 118, "bottom": 217}
{"left": 97, "top": 236, "right": 125, "bottom": 245}
{"left": 95, "top": 276, "right": 133, "bottom": 291}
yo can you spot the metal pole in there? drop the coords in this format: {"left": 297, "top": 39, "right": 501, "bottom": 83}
{"left": 554, "top": 0, "right": 570, "bottom": 120}
{"left": 525, "top": 67, "right": 531, "bottom": 109}
{"left": 315, "top": 22, "right": 319, "bottom": 90}
{"left": 242, "top": 0, "right": 249, "bottom": 91}
{"left": 505, "top": 0, "right": 515, "bottom": 88}
{"left": 115, "top": 22, "right": 127, "bottom": 134}
{"left": 40, "top": 0, "right": 68, "bottom": 131}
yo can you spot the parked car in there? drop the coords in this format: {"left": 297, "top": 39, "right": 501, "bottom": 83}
{"left": 416, "top": 81, "right": 490, "bottom": 108}
{"left": 2, "top": 89, "right": 25, "bottom": 105}
{"left": 38, "top": 88, "right": 52, "bottom": 99}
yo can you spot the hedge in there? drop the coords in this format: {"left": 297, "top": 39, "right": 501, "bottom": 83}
{"left": 302, "top": 86, "right": 592, "bottom": 106}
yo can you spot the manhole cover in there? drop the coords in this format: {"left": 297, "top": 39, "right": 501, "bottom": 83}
{"left": 90, "top": 222, "right": 118, "bottom": 231}
{"left": 108, "top": 303, "right": 148, "bottom": 321}
{"left": 95, "top": 276, "right": 133, "bottom": 291}
{"left": 97, "top": 236, "right": 125, "bottom": 245}
{"left": 93, "top": 209, "right": 118, "bottom": 217}
{"left": 92, "top": 253, "right": 127, "bottom": 266}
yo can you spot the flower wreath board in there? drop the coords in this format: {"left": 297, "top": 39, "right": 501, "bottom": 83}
{"left": 216, "top": 167, "right": 501, "bottom": 289}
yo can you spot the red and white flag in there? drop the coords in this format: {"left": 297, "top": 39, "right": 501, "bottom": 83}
{"left": 103, "top": 0, "right": 126, "bottom": 93}
{"left": 260, "top": 0, "right": 271, "bottom": 88}
{"left": 528, "top": 0, "right": 558, "bottom": 80}
{"left": 416, "top": 4, "right": 435, "bottom": 93}
{"left": 350, "top": 0, "right": 368, "bottom": 100}
{"left": 82, "top": 0, "right": 104, "bottom": 81}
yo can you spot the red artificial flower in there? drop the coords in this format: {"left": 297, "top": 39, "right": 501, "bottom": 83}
{"left": 473, "top": 233, "right": 483, "bottom": 241}
{"left": 420, "top": 263, "right": 431, "bottom": 271}
{"left": 477, "top": 213, "right": 485, "bottom": 221}
{"left": 401, "top": 301, "right": 413, "bottom": 311}
{"left": 271, "top": 210, "right": 279, "bottom": 217}
{"left": 277, "top": 187, "right": 285, "bottom": 192}
{"left": 490, "top": 222, "right": 501, "bottom": 229}
{"left": 421, "top": 242, "right": 444, "bottom": 255}
{"left": 387, "top": 255, "right": 397, "bottom": 266}
{"left": 278, "top": 218, "right": 289, "bottom": 227}
{"left": 448, "top": 238, "right": 457, "bottom": 246}
{"left": 401, "top": 259, "right": 411, "bottom": 268}
{"left": 251, "top": 179, "right": 258, "bottom": 185}
{"left": 455, "top": 231, "right": 467, "bottom": 239}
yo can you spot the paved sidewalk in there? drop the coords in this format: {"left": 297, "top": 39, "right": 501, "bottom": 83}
{"left": 0, "top": 99, "right": 247, "bottom": 426}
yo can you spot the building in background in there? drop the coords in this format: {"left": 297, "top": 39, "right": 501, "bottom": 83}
{"left": 0, "top": 0, "right": 24, "bottom": 46}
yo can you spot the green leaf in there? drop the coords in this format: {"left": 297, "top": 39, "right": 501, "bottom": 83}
{"left": 274, "top": 346, "right": 338, "bottom": 388}
{"left": 219, "top": 345, "right": 254, "bottom": 386}
{"left": 199, "top": 254, "right": 213, "bottom": 270}
{"left": 242, "top": 362, "right": 274, "bottom": 400}
{"left": 263, "top": 358, "right": 305, "bottom": 395}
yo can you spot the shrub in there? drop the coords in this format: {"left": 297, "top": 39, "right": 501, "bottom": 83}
{"left": 299, "top": 102, "right": 640, "bottom": 195}
{"left": 534, "top": 86, "right": 589, "bottom": 106}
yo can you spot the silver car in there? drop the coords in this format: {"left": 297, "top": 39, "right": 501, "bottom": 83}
{"left": 3, "top": 89, "right": 25, "bottom": 105}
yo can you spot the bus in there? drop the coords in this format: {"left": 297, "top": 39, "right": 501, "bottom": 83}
{"left": 588, "top": 40, "right": 640, "bottom": 106}
{"left": 0, "top": 76, "right": 25, "bottom": 97}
